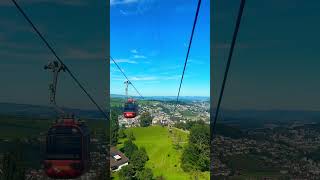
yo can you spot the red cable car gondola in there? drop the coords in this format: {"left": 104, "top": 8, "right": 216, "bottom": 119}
{"left": 43, "top": 61, "right": 90, "bottom": 178}
{"left": 44, "top": 117, "right": 90, "bottom": 179}
{"left": 123, "top": 98, "right": 138, "bottom": 118}
{"left": 123, "top": 81, "right": 138, "bottom": 118}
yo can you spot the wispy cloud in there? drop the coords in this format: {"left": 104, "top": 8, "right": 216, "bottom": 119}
{"left": 120, "top": 75, "right": 181, "bottom": 81}
{"left": 111, "top": 58, "right": 137, "bottom": 64}
{"left": 131, "top": 76, "right": 157, "bottom": 81}
{"left": 133, "top": 54, "right": 146, "bottom": 59}
{"left": 130, "top": 49, "right": 146, "bottom": 59}
{"left": 111, "top": 0, "right": 155, "bottom": 15}
{"left": 110, "top": 0, "right": 139, "bottom": 6}
{"left": 120, "top": 9, "right": 129, "bottom": 15}
{"left": 183, "top": 43, "right": 188, "bottom": 48}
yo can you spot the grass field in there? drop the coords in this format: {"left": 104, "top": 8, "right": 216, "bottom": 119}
{"left": 115, "top": 126, "right": 209, "bottom": 180}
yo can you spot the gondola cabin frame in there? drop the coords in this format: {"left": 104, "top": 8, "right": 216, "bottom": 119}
{"left": 123, "top": 98, "right": 138, "bottom": 118}
{"left": 44, "top": 118, "right": 90, "bottom": 179}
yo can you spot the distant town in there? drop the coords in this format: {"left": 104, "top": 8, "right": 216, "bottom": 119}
{"left": 212, "top": 120, "right": 320, "bottom": 179}
{"left": 117, "top": 98, "right": 210, "bottom": 128}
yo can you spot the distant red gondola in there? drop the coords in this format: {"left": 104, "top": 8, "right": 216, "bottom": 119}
{"left": 123, "top": 81, "right": 139, "bottom": 118}
{"left": 123, "top": 98, "right": 138, "bottom": 118}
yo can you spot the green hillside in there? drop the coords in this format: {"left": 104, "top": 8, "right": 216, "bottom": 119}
{"left": 116, "top": 126, "right": 209, "bottom": 180}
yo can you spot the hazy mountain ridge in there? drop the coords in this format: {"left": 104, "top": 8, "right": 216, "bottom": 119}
{"left": 213, "top": 108, "right": 320, "bottom": 130}
{"left": 0, "top": 102, "right": 105, "bottom": 119}
{"left": 1, "top": 102, "right": 320, "bottom": 125}
{"left": 214, "top": 109, "right": 320, "bottom": 121}
{"left": 111, "top": 94, "right": 210, "bottom": 102}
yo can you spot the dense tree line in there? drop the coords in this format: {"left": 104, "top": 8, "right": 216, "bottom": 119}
{"left": 1, "top": 142, "right": 25, "bottom": 180}
{"left": 119, "top": 132, "right": 154, "bottom": 180}
{"left": 111, "top": 106, "right": 122, "bottom": 146}
{"left": 181, "top": 121, "right": 210, "bottom": 173}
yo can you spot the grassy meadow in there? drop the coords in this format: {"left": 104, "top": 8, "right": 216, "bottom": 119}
{"left": 114, "top": 126, "right": 210, "bottom": 180}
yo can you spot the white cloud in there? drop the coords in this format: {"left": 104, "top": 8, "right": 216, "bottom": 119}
{"left": 110, "top": 0, "right": 139, "bottom": 6}
{"left": 118, "top": 75, "right": 181, "bottom": 81}
{"left": 184, "top": 43, "right": 188, "bottom": 47}
{"left": 188, "top": 59, "right": 206, "bottom": 65}
{"left": 131, "top": 76, "right": 157, "bottom": 81}
{"left": 133, "top": 54, "right": 146, "bottom": 59}
{"left": 120, "top": 10, "right": 128, "bottom": 15}
{"left": 130, "top": 49, "right": 146, "bottom": 59}
{"left": 111, "top": 0, "right": 155, "bottom": 15}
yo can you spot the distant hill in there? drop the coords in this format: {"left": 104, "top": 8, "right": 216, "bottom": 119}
{"left": 216, "top": 109, "right": 320, "bottom": 121}
{"left": 0, "top": 103, "right": 105, "bottom": 120}
{"left": 111, "top": 94, "right": 209, "bottom": 102}
{"left": 214, "top": 109, "right": 320, "bottom": 129}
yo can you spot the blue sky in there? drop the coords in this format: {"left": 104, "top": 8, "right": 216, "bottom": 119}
{"left": 0, "top": 0, "right": 107, "bottom": 109}
{"left": 110, "top": 0, "right": 210, "bottom": 97}
{"left": 2, "top": 0, "right": 319, "bottom": 111}
{"left": 213, "top": 0, "right": 320, "bottom": 111}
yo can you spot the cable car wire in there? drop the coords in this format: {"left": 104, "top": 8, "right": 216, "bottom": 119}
{"left": 174, "top": 0, "right": 201, "bottom": 111}
{"left": 212, "top": 0, "right": 246, "bottom": 134}
{"left": 10, "top": 0, "right": 109, "bottom": 120}
{"left": 110, "top": 56, "right": 144, "bottom": 99}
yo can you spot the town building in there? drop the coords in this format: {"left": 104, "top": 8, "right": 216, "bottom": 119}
{"left": 110, "top": 147, "right": 129, "bottom": 172}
